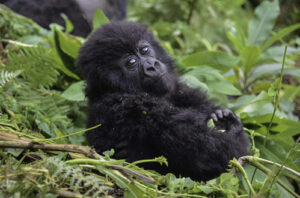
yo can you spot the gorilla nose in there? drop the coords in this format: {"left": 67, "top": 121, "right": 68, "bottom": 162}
{"left": 143, "top": 60, "right": 160, "bottom": 77}
{"left": 144, "top": 63, "right": 159, "bottom": 77}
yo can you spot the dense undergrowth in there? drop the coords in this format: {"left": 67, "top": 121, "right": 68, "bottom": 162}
{"left": 0, "top": 0, "right": 299, "bottom": 197}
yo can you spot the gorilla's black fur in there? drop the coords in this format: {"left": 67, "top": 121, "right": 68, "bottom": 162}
{"left": 1, "top": 0, "right": 127, "bottom": 37}
{"left": 77, "top": 21, "right": 249, "bottom": 181}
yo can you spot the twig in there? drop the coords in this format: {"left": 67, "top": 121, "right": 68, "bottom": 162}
{"left": 0, "top": 141, "right": 96, "bottom": 158}
{"left": 111, "top": 164, "right": 155, "bottom": 184}
{"left": 66, "top": 158, "right": 156, "bottom": 184}
{"left": 239, "top": 156, "right": 300, "bottom": 177}
{"left": 0, "top": 131, "right": 33, "bottom": 142}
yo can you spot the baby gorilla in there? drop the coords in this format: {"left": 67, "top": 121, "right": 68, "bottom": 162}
{"left": 77, "top": 21, "right": 249, "bottom": 181}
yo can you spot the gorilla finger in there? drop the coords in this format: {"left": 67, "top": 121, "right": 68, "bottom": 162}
{"left": 216, "top": 109, "right": 223, "bottom": 119}
{"left": 210, "top": 113, "right": 218, "bottom": 122}
{"left": 222, "top": 109, "right": 232, "bottom": 117}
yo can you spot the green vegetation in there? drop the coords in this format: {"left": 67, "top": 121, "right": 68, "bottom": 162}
{"left": 0, "top": 0, "right": 299, "bottom": 197}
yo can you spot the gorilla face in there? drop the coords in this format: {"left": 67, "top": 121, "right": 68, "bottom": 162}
{"left": 119, "top": 40, "right": 175, "bottom": 95}
{"left": 77, "top": 22, "right": 176, "bottom": 97}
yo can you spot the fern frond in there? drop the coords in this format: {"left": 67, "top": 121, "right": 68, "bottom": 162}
{"left": 44, "top": 157, "right": 112, "bottom": 197}
{"left": 6, "top": 46, "right": 61, "bottom": 88}
{"left": 0, "top": 69, "right": 22, "bottom": 87}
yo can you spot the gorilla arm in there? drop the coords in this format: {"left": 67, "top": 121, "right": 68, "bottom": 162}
{"left": 170, "top": 83, "right": 218, "bottom": 112}
{"left": 86, "top": 93, "right": 249, "bottom": 181}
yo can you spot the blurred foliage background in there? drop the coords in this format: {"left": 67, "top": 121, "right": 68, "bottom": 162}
{"left": 0, "top": 0, "right": 299, "bottom": 197}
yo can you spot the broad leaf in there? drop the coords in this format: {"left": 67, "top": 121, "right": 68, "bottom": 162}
{"left": 61, "top": 81, "right": 85, "bottom": 101}
{"left": 180, "top": 74, "right": 209, "bottom": 92}
{"left": 93, "top": 9, "right": 109, "bottom": 31}
{"left": 184, "top": 66, "right": 225, "bottom": 81}
{"left": 262, "top": 23, "right": 300, "bottom": 51}
{"left": 241, "top": 45, "right": 261, "bottom": 75}
{"left": 248, "top": 64, "right": 300, "bottom": 84}
{"left": 56, "top": 29, "right": 81, "bottom": 58}
{"left": 226, "top": 26, "right": 247, "bottom": 52}
{"left": 61, "top": 13, "right": 74, "bottom": 33}
{"left": 208, "top": 81, "right": 241, "bottom": 96}
{"left": 182, "top": 51, "right": 240, "bottom": 72}
{"left": 237, "top": 91, "right": 272, "bottom": 113}
{"left": 53, "top": 28, "right": 80, "bottom": 79}
{"left": 248, "top": 0, "right": 279, "bottom": 45}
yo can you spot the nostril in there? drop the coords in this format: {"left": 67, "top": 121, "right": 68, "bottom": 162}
{"left": 147, "top": 67, "right": 155, "bottom": 72}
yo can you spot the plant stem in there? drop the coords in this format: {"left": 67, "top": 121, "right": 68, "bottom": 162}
{"left": 66, "top": 158, "right": 156, "bottom": 184}
{"left": 239, "top": 156, "right": 300, "bottom": 177}
{"left": 187, "top": 0, "right": 196, "bottom": 24}
{"left": 270, "top": 138, "right": 300, "bottom": 190}
{"left": 241, "top": 156, "right": 300, "bottom": 198}
{"left": 251, "top": 46, "right": 288, "bottom": 185}
{"left": 126, "top": 158, "right": 164, "bottom": 168}
{"left": 263, "top": 45, "right": 287, "bottom": 148}
{"left": 230, "top": 158, "right": 256, "bottom": 196}
{"left": 35, "top": 124, "right": 102, "bottom": 142}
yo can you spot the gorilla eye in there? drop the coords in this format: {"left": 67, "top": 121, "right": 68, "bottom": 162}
{"left": 140, "top": 47, "right": 149, "bottom": 55}
{"left": 127, "top": 58, "right": 136, "bottom": 67}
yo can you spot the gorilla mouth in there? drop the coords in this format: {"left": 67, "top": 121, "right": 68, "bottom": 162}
{"left": 142, "top": 73, "right": 170, "bottom": 94}
{"left": 143, "top": 72, "right": 166, "bottom": 85}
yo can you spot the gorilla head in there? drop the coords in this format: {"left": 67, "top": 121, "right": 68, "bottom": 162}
{"left": 77, "top": 22, "right": 176, "bottom": 98}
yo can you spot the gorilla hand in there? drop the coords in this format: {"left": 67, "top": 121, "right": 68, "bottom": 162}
{"left": 210, "top": 109, "right": 243, "bottom": 133}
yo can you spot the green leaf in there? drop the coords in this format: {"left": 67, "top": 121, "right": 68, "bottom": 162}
{"left": 180, "top": 74, "right": 209, "bottom": 92}
{"left": 61, "top": 81, "right": 85, "bottom": 101}
{"left": 6, "top": 45, "right": 61, "bottom": 88}
{"left": 184, "top": 66, "right": 225, "bottom": 81}
{"left": 226, "top": 26, "right": 247, "bottom": 52}
{"left": 267, "top": 87, "right": 276, "bottom": 97}
{"left": 0, "top": 70, "right": 22, "bottom": 88}
{"left": 262, "top": 23, "right": 300, "bottom": 51}
{"left": 18, "top": 35, "right": 46, "bottom": 45}
{"left": 243, "top": 166, "right": 295, "bottom": 198}
{"left": 56, "top": 29, "right": 81, "bottom": 58}
{"left": 197, "top": 185, "right": 214, "bottom": 194}
{"left": 228, "top": 95, "right": 256, "bottom": 110}
{"left": 60, "top": 13, "right": 74, "bottom": 33}
{"left": 208, "top": 81, "right": 242, "bottom": 96}
{"left": 237, "top": 91, "right": 272, "bottom": 113}
{"left": 93, "top": 9, "right": 109, "bottom": 31}
{"left": 97, "top": 165, "right": 147, "bottom": 198}
{"left": 6, "top": 148, "right": 23, "bottom": 157}
{"left": 182, "top": 51, "right": 240, "bottom": 72}
{"left": 53, "top": 28, "right": 80, "bottom": 79}
{"left": 248, "top": 0, "right": 280, "bottom": 45}
{"left": 248, "top": 63, "right": 300, "bottom": 84}
{"left": 216, "top": 173, "right": 239, "bottom": 194}
{"left": 241, "top": 45, "right": 261, "bottom": 75}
